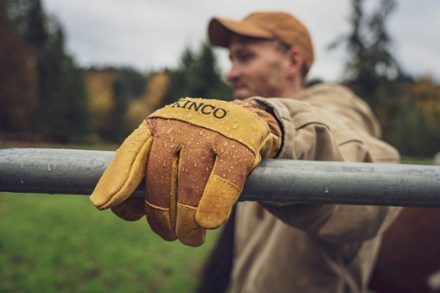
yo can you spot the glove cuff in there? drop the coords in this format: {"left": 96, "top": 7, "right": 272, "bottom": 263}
{"left": 232, "top": 100, "right": 282, "bottom": 158}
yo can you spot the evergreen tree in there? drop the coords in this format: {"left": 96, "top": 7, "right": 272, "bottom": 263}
{"left": 116, "top": 67, "right": 147, "bottom": 99}
{"left": 163, "top": 48, "right": 195, "bottom": 106}
{"left": 62, "top": 58, "right": 91, "bottom": 141}
{"left": 329, "top": 0, "right": 406, "bottom": 110}
{"left": 0, "top": 2, "right": 38, "bottom": 133}
{"left": 185, "top": 43, "right": 232, "bottom": 99}
{"left": 163, "top": 43, "right": 232, "bottom": 107}
{"left": 2, "top": 0, "right": 90, "bottom": 142}
{"left": 110, "top": 68, "right": 147, "bottom": 141}
{"left": 328, "top": 0, "right": 424, "bottom": 153}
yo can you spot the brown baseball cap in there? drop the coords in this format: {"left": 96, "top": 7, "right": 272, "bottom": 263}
{"left": 208, "top": 11, "right": 315, "bottom": 71}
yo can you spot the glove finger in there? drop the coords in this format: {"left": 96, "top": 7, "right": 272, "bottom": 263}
{"left": 175, "top": 142, "right": 216, "bottom": 247}
{"left": 90, "top": 122, "right": 152, "bottom": 209}
{"left": 145, "top": 125, "right": 181, "bottom": 241}
{"left": 196, "top": 140, "right": 255, "bottom": 229}
{"left": 111, "top": 197, "right": 145, "bottom": 221}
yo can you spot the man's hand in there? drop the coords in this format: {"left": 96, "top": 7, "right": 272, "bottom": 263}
{"left": 90, "top": 97, "right": 281, "bottom": 246}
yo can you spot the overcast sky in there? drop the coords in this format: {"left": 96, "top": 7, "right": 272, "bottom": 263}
{"left": 41, "top": 0, "right": 440, "bottom": 82}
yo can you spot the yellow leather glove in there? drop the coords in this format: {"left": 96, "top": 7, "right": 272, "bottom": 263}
{"left": 90, "top": 97, "right": 281, "bottom": 246}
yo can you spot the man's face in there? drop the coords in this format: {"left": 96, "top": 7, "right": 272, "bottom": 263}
{"left": 227, "top": 36, "right": 291, "bottom": 100}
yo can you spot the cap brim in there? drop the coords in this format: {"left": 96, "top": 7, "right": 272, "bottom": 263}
{"left": 208, "top": 17, "right": 273, "bottom": 48}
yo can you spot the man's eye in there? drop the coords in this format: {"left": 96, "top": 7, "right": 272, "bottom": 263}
{"left": 237, "top": 53, "right": 253, "bottom": 62}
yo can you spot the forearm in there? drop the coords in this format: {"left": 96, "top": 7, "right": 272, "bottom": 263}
{"left": 247, "top": 96, "right": 401, "bottom": 244}
{"left": 263, "top": 203, "right": 401, "bottom": 245}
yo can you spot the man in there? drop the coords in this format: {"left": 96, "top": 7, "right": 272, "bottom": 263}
{"left": 90, "top": 11, "right": 401, "bottom": 293}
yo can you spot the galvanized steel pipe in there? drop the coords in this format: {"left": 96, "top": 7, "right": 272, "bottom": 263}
{"left": 0, "top": 148, "right": 439, "bottom": 207}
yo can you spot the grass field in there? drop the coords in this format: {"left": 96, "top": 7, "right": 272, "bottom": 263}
{"left": 0, "top": 192, "right": 220, "bottom": 293}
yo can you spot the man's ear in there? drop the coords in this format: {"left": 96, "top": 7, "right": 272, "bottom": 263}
{"left": 286, "top": 47, "right": 306, "bottom": 78}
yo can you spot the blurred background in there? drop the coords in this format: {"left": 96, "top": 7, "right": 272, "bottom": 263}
{"left": 0, "top": 0, "right": 439, "bottom": 292}
{"left": 1, "top": 0, "right": 439, "bottom": 155}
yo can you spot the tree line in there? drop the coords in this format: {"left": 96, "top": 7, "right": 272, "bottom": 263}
{"left": 0, "top": 0, "right": 439, "bottom": 156}
{"left": 331, "top": 0, "right": 440, "bottom": 156}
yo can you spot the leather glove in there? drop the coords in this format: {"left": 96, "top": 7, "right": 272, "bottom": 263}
{"left": 90, "top": 97, "right": 282, "bottom": 246}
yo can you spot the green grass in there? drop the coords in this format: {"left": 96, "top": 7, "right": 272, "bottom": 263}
{"left": 401, "top": 156, "right": 434, "bottom": 165}
{"left": 0, "top": 193, "right": 220, "bottom": 293}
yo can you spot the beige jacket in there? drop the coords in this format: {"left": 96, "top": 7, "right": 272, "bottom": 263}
{"left": 232, "top": 84, "right": 401, "bottom": 293}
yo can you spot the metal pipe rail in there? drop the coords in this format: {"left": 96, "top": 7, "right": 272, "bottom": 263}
{"left": 0, "top": 148, "right": 439, "bottom": 207}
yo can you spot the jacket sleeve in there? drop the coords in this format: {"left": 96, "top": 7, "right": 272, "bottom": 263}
{"left": 245, "top": 94, "right": 401, "bottom": 245}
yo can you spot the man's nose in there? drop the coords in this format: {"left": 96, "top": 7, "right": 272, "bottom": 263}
{"left": 226, "top": 63, "right": 240, "bottom": 82}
